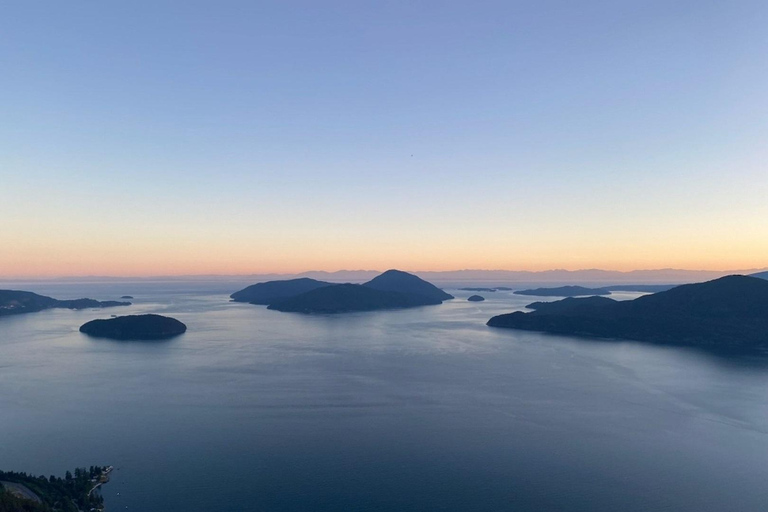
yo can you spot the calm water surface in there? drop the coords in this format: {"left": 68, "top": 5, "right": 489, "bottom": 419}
{"left": 2, "top": 281, "right": 768, "bottom": 511}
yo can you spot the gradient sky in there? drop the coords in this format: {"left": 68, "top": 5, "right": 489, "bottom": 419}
{"left": 2, "top": 1, "right": 767, "bottom": 277}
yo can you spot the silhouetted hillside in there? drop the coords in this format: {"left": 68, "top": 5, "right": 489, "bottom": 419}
{"left": 488, "top": 275, "right": 768, "bottom": 348}
{"left": 363, "top": 269, "right": 453, "bottom": 301}
{"left": 230, "top": 278, "right": 332, "bottom": 304}
{"left": 268, "top": 283, "right": 442, "bottom": 313}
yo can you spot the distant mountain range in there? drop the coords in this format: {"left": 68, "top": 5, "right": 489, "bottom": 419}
{"left": 6, "top": 268, "right": 766, "bottom": 288}
{"left": 488, "top": 275, "right": 768, "bottom": 349}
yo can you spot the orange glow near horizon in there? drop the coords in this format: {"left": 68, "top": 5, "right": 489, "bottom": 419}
{"left": 4, "top": 234, "right": 768, "bottom": 278}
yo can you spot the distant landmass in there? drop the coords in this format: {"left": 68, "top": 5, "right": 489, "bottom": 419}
{"left": 460, "top": 287, "right": 497, "bottom": 292}
{"left": 467, "top": 295, "right": 485, "bottom": 302}
{"left": 514, "top": 286, "right": 612, "bottom": 297}
{"left": 80, "top": 314, "right": 187, "bottom": 340}
{"left": 0, "top": 290, "right": 130, "bottom": 317}
{"left": 235, "top": 269, "right": 453, "bottom": 314}
{"left": 751, "top": 271, "right": 768, "bottom": 280}
{"left": 289, "top": 268, "right": 768, "bottom": 286}
{"left": 268, "top": 283, "right": 443, "bottom": 313}
{"left": 230, "top": 277, "right": 331, "bottom": 304}
{"left": 120, "top": 295, "right": 134, "bottom": 299}
{"left": 488, "top": 275, "right": 768, "bottom": 349}
{"left": 604, "top": 284, "right": 677, "bottom": 293}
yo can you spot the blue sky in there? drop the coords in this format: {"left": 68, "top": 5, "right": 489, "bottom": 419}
{"left": 1, "top": 1, "right": 767, "bottom": 276}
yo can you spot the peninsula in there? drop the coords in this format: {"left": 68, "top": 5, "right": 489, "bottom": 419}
{"left": 1, "top": 465, "right": 111, "bottom": 512}
{"left": 80, "top": 314, "right": 187, "bottom": 340}
{"left": 0, "top": 290, "right": 130, "bottom": 318}
{"left": 488, "top": 275, "right": 768, "bottom": 349}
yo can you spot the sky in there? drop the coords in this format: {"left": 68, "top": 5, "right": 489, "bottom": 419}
{"left": 1, "top": 1, "right": 767, "bottom": 277}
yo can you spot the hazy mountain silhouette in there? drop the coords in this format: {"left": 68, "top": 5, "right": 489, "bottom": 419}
{"left": 0, "top": 290, "right": 130, "bottom": 317}
{"left": 267, "top": 283, "right": 442, "bottom": 313}
{"left": 80, "top": 314, "right": 187, "bottom": 340}
{"left": 514, "top": 286, "right": 611, "bottom": 297}
{"left": 363, "top": 269, "right": 453, "bottom": 301}
{"left": 230, "top": 278, "right": 331, "bottom": 304}
{"left": 488, "top": 275, "right": 768, "bottom": 349}
{"left": 751, "top": 271, "right": 768, "bottom": 280}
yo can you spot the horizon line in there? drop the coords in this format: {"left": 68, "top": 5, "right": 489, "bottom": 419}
{"left": 1, "top": 266, "right": 767, "bottom": 282}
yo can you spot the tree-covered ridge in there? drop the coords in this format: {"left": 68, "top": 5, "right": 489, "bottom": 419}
{"left": 0, "top": 466, "right": 110, "bottom": 512}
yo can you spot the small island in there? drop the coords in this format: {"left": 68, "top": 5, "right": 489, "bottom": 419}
{"left": 513, "top": 285, "right": 612, "bottom": 297}
{"left": 80, "top": 314, "right": 187, "bottom": 340}
{"left": 1, "top": 465, "right": 112, "bottom": 512}
{"left": 0, "top": 290, "right": 130, "bottom": 318}
{"left": 460, "top": 287, "right": 496, "bottom": 292}
{"left": 120, "top": 295, "right": 134, "bottom": 299}
{"left": 488, "top": 275, "right": 768, "bottom": 350}
{"left": 467, "top": 295, "right": 485, "bottom": 302}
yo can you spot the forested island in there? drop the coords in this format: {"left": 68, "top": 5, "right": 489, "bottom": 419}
{"left": 233, "top": 269, "right": 454, "bottom": 314}
{"left": 0, "top": 290, "right": 130, "bottom": 318}
{"left": 80, "top": 314, "right": 187, "bottom": 340}
{"left": 0, "top": 466, "right": 111, "bottom": 512}
{"left": 488, "top": 275, "right": 768, "bottom": 349}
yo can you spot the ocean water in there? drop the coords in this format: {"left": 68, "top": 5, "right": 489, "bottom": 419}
{"left": 2, "top": 281, "right": 768, "bottom": 511}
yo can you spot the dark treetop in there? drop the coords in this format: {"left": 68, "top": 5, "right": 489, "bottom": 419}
{"left": 230, "top": 278, "right": 331, "bottom": 304}
{"left": 488, "top": 275, "right": 768, "bottom": 349}
{"left": 0, "top": 466, "right": 109, "bottom": 512}
{"left": 267, "top": 283, "right": 442, "bottom": 314}
{"left": 0, "top": 290, "right": 130, "bottom": 317}
{"left": 513, "top": 286, "right": 612, "bottom": 297}
{"left": 362, "top": 269, "right": 454, "bottom": 301}
{"left": 467, "top": 295, "right": 485, "bottom": 302}
{"left": 80, "top": 314, "right": 186, "bottom": 340}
